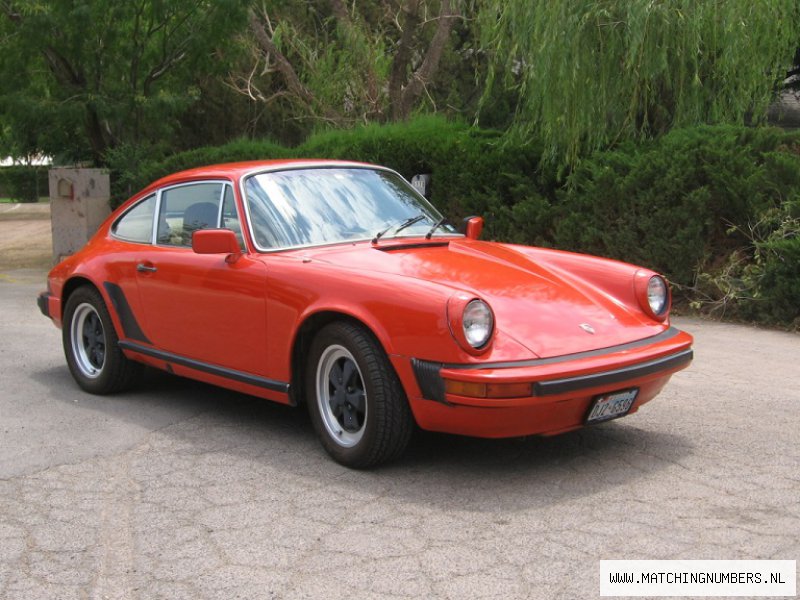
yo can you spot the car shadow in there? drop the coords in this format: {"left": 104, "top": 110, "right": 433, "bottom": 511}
{"left": 384, "top": 425, "right": 693, "bottom": 513}
{"left": 31, "top": 365, "right": 694, "bottom": 514}
{"left": 30, "top": 364, "right": 310, "bottom": 436}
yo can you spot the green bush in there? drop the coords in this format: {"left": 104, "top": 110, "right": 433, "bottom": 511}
{"left": 734, "top": 200, "right": 800, "bottom": 328}
{"left": 754, "top": 236, "right": 800, "bottom": 327}
{"left": 0, "top": 165, "right": 48, "bottom": 202}
{"left": 556, "top": 126, "right": 800, "bottom": 287}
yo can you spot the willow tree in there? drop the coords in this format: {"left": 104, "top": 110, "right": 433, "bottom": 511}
{"left": 482, "top": 0, "right": 800, "bottom": 165}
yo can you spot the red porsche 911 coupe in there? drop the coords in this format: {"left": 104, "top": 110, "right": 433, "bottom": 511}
{"left": 38, "top": 160, "right": 693, "bottom": 467}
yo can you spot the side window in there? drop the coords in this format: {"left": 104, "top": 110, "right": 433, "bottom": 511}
{"left": 221, "top": 185, "right": 245, "bottom": 249}
{"left": 157, "top": 182, "right": 223, "bottom": 247}
{"left": 112, "top": 194, "right": 156, "bottom": 243}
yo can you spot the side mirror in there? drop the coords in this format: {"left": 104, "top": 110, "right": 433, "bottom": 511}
{"left": 461, "top": 216, "right": 484, "bottom": 240}
{"left": 192, "top": 229, "right": 241, "bottom": 262}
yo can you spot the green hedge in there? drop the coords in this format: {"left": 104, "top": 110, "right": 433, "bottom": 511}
{"left": 0, "top": 165, "right": 48, "bottom": 202}
{"left": 556, "top": 126, "right": 800, "bottom": 284}
{"left": 115, "top": 119, "right": 800, "bottom": 328}
{"left": 557, "top": 126, "right": 800, "bottom": 328}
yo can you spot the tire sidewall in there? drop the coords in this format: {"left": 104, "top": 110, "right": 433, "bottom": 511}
{"left": 306, "top": 323, "right": 386, "bottom": 467}
{"left": 62, "top": 286, "right": 120, "bottom": 394}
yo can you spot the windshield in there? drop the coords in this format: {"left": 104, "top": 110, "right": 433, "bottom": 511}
{"left": 243, "top": 167, "right": 458, "bottom": 250}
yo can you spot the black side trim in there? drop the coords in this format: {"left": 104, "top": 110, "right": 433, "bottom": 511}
{"left": 411, "top": 358, "right": 447, "bottom": 404}
{"left": 103, "top": 282, "right": 151, "bottom": 344}
{"left": 37, "top": 292, "right": 51, "bottom": 318}
{"left": 442, "top": 327, "right": 684, "bottom": 371}
{"left": 119, "top": 340, "right": 290, "bottom": 394}
{"left": 533, "top": 349, "right": 693, "bottom": 397}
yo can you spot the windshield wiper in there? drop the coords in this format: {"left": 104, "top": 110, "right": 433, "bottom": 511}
{"left": 371, "top": 214, "right": 426, "bottom": 244}
{"left": 424, "top": 217, "right": 447, "bottom": 239}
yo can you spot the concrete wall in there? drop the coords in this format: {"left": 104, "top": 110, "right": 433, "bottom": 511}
{"left": 49, "top": 168, "right": 111, "bottom": 261}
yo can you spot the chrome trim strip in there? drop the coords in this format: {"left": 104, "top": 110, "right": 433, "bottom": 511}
{"left": 151, "top": 188, "right": 162, "bottom": 245}
{"left": 216, "top": 184, "right": 226, "bottom": 227}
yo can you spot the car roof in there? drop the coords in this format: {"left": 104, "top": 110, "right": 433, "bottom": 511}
{"left": 147, "top": 159, "right": 379, "bottom": 190}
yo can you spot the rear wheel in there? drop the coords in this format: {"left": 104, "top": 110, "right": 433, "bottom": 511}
{"left": 306, "top": 322, "right": 413, "bottom": 468}
{"left": 63, "top": 286, "right": 142, "bottom": 394}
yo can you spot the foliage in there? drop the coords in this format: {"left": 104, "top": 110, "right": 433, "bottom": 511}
{"left": 0, "top": 2, "right": 796, "bottom": 330}
{"left": 0, "top": 1, "right": 494, "bottom": 166}
{"left": 556, "top": 126, "right": 800, "bottom": 285}
{"left": 752, "top": 218, "right": 800, "bottom": 328}
{"left": 482, "top": 0, "right": 800, "bottom": 165}
{"left": 693, "top": 201, "right": 800, "bottom": 329}
{"left": 0, "top": 166, "right": 48, "bottom": 202}
{"left": 0, "top": 0, "right": 251, "bottom": 163}
{"left": 5, "top": 0, "right": 798, "bottom": 177}
{"left": 556, "top": 125, "right": 800, "bottom": 328}
{"left": 239, "top": 1, "right": 473, "bottom": 126}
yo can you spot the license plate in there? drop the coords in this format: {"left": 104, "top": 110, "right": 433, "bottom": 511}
{"left": 585, "top": 388, "right": 639, "bottom": 424}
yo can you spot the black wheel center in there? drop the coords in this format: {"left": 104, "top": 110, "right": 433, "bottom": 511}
{"left": 82, "top": 314, "right": 105, "bottom": 369}
{"left": 328, "top": 357, "right": 365, "bottom": 433}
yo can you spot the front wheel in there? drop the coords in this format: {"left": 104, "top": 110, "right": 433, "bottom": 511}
{"left": 62, "top": 286, "right": 142, "bottom": 394}
{"left": 306, "top": 322, "right": 413, "bottom": 468}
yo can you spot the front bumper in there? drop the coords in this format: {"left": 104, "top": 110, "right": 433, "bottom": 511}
{"left": 403, "top": 327, "right": 693, "bottom": 438}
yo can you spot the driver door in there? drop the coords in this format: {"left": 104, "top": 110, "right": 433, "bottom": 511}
{"left": 134, "top": 181, "right": 269, "bottom": 376}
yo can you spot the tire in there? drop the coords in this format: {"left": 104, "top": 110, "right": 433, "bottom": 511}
{"left": 306, "top": 321, "right": 413, "bottom": 468}
{"left": 62, "top": 285, "right": 142, "bottom": 394}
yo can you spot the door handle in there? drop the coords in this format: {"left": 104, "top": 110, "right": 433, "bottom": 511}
{"left": 136, "top": 263, "right": 157, "bottom": 273}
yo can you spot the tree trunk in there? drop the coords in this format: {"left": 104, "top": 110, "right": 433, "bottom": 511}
{"left": 388, "top": 0, "right": 421, "bottom": 120}
{"left": 394, "top": 0, "right": 458, "bottom": 120}
{"left": 85, "top": 105, "right": 109, "bottom": 165}
{"left": 247, "top": 8, "right": 342, "bottom": 123}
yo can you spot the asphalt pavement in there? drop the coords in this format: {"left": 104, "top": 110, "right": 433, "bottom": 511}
{"left": 1, "top": 270, "right": 798, "bottom": 599}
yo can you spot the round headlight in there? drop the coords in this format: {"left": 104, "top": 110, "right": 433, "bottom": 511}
{"left": 463, "top": 299, "right": 493, "bottom": 348}
{"left": 647, "top": 276, "right": 668, "bottom": 315}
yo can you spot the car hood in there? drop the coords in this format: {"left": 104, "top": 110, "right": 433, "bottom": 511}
{"left": 300, "top": 239, "right": 664, "bottom": 358}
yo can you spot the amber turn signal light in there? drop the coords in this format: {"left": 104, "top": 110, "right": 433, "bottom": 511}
{"left": 444, "top": 380, "right": 532, "bottom": 398}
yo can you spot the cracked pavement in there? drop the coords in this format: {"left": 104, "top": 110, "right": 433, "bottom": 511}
{"left": 1, "top": 271, "right": 798, "bottom": 599}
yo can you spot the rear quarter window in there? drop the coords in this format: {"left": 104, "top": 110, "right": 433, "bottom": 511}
{"left": 112, "top": 194, "right": 156, "bottom": 243}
